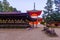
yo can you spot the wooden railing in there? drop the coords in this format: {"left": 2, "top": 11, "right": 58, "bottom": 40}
{"left": 0, "top": 23, "right": 31, "bottom": 28}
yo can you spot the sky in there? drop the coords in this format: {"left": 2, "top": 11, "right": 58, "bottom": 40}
{"left": 0, "top": 0, "right": 47, "bottom": 17}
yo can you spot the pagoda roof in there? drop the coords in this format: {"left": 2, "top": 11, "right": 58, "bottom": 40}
{"left": 27, "top": 10, "right": 42, "bottom": 12}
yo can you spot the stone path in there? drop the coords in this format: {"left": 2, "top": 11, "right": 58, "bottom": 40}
{"left": 0, "top": 28, "right": 59, "bottom": 40}
{"left": 0, "top": 24, "right": 59, "bottom": 40}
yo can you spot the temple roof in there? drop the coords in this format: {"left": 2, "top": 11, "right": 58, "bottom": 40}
{"left": 27, "top": 10, "right": 42, "bottom": 12}
{"left": 0, "top": 12, "right": 29, "bottom": 16}
{"left": 0, "top": 12, "right": 37, "bottom": 21}
{"left": 0, "top": 12, "right": 21, "bottom": 14}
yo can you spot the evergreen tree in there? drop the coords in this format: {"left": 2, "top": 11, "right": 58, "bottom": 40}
{"left": 8, "top": 6, "right": 14, "bottom": 12}
{"left": 3, "top": 0, "right": 9, "bottom": 12}
{"left": 2, "top": 0, "right": 18, "bottom": 12}
{"left": 43, "top": 0, "right": 60, "bottom": 24}
{"left": 0, "top": 1, "right": 3, "bottom": 12}
{"left": 54, "top": 0, "right": 60, "bottom": 21}
{"left": 13, "top": 8, "right": 17, "bottom": 12}
{"left": 43, "top": 0, "right": 53, "bottom": 23}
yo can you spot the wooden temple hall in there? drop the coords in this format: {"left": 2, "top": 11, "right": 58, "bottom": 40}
{"left": 0, "top": 12, "right": 37, "bottom": 28}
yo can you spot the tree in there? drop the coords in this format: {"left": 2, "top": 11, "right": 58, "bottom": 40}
{"left": 13, "top": 8, "right": 17, "bottom": 12}
{"left": 52, "top": 0, "right": 60, "bottom": 22}
{"left": 0, "top": 1, "right": 3, "bottom": 12}
{"left": 8, "top": 6, "right": 14, "bottom": 12}
{"left": 43, "top": 0, "right": 60, "bottom": 26}
{"left": 0, "top": 0, "right": 18, "bottom": 12}
{"left": 3, "top": 0, "right": 10, "bottom": 12}
{"left": 43, "top": 0, "right": 53, "bottom": 23}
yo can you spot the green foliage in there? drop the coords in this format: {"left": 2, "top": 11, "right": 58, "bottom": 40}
{"left": 43, "top": 0, "right": 53, "bottom": 23}
{"left": 50, "top": 12, "right": 60, "bottom": 21}
{"left": 40, "top": 21, "right": 45, "bottom": 25}
{"left": 3, "top": 0, "right": 9, "bottom": 11}
{"left": 13, "top": 8, "right": 17, "bottom": 12}
{"left": 8, "top": 6, "right": 14, "bottom": 12}
{"left": 0, "top": 1, "right": 3, "bottom": 12}
{"left": 0, "top": 0, "right": 17, "bottom": 12}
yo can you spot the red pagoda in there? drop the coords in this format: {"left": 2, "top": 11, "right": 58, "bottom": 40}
{"left": 27, "top": 3, "right": 42, "bottom": 27}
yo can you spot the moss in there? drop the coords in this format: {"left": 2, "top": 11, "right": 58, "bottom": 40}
{"left": 47, "top": 26, "right": 60, "bottom": 28}
{"left": 40, "top": 22, "right": 45, "bottom": 25}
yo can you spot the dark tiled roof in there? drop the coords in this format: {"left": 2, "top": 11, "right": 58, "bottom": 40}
{"left": 0, "top": 12, "right": 37, "bottom": 21}
{"left": 0, "top": 12, "right": 29, "bottom": 16}
{"left": 0, "top": 12, "right": 21, "bottom": 14}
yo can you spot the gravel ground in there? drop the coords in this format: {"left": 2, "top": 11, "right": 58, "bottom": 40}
{"left": 0, "top": 26, "right": 60, "bottom": 40}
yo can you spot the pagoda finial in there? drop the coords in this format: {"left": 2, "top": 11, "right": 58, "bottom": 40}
{"left": 34, "top": 2, "right": 35, "bottom": 10}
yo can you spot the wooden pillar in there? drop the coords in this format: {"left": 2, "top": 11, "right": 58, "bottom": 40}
{"left": 14, "top": 19, "right": 15, "bottom": 23}
{"left": 33, "top": 21, "right": 34, "bottom": 28}
{"left": 6, "top": 19, "right": 8, "bottom": 23}
{"left": 36, "top": 16, "right": 38, "bottom": 28}
{"left": 14, "top": 19, "right": 17, "bottom": 23}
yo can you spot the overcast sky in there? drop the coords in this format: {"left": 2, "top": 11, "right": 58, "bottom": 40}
{"left": 0, "top": 0, "right": 47, "bottom": 12}
{"left": 0, "top": 0, "right": 47, "bottom": 17}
